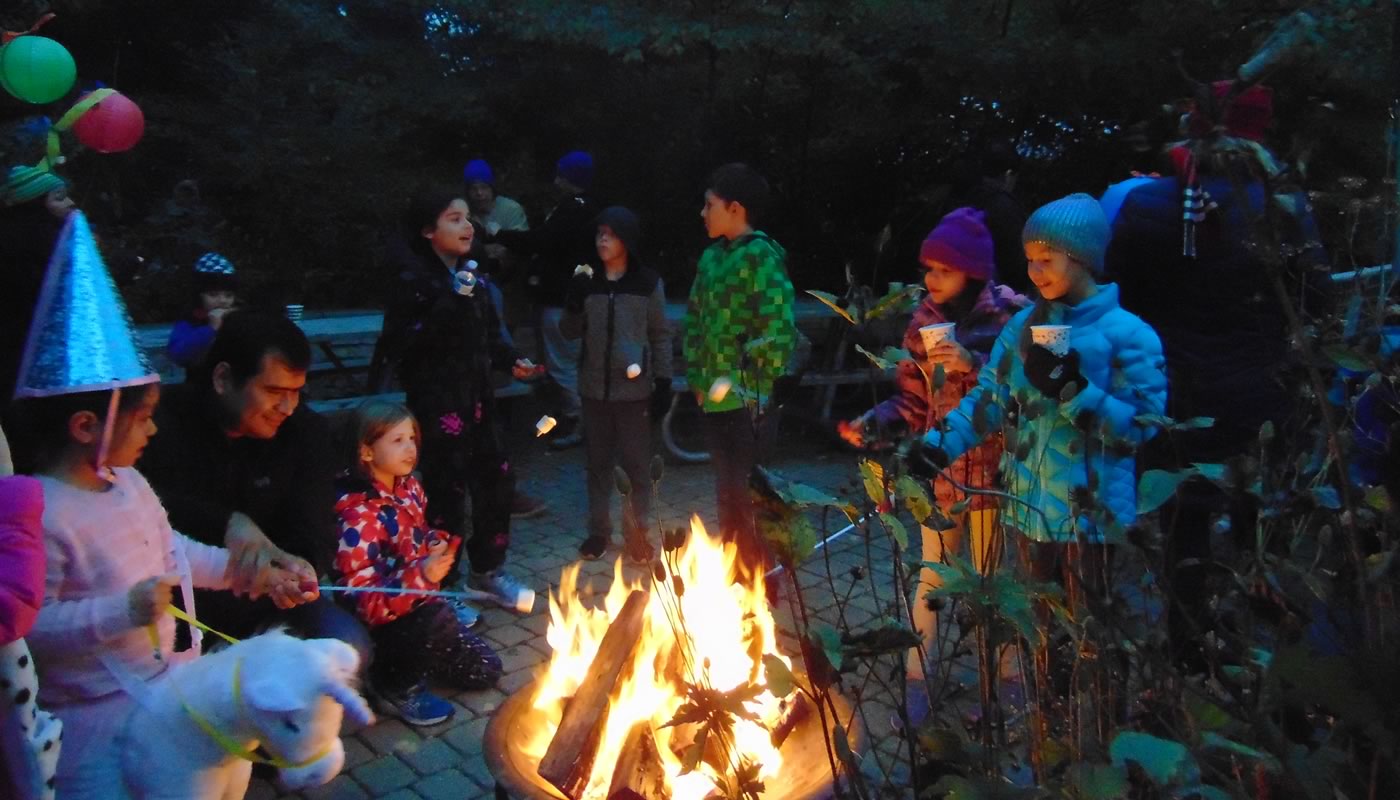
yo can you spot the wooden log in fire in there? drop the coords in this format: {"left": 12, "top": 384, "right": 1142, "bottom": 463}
{"left": 607, "top": 721, "right": 666, "bottom": 800}
{"left": 539, "top": 589, "right": 650, "bottom": 800}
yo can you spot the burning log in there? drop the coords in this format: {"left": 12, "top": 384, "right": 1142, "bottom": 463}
{"left": 538, "top": 589, "right": 650, "bottom": 800}
{"left": 769, "top": 694, "right": 810, "bottom": 748}
{"left": 607, "top": 721, "right": 666, "bottom": 800}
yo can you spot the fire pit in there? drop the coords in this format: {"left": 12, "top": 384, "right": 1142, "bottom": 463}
{"left": 484, "top": 519, "right": 859, "bottom": 800}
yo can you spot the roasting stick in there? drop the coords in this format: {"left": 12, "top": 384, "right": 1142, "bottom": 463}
{"left": 764, "top": 516, "right": 866, "bottom": 578}
{"left": 316, "top": 584, "right": 500, "bottom": 603}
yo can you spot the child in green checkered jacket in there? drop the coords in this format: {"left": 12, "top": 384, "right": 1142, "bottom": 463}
{"left": 683, "top": 163, "right": 797, "bottom": 573}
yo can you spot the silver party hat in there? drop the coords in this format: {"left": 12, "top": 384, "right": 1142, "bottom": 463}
{"left": 13, "top": 211, "right": 159, "bottom": 399}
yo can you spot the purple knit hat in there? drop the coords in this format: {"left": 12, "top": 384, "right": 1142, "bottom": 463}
{"left": 918, "top": 207, "right": 995, "bottom": 281}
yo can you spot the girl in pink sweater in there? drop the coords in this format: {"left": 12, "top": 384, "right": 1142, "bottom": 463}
{"left": 18, "top": 385, "right": 300, "bottom": 799}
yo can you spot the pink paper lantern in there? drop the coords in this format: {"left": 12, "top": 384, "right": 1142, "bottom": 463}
{"left": 73, "top": 91, "right": 145, "bottom": 153}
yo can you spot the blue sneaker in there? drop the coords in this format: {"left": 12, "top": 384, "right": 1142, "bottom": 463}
{"left": 378, "top": 681, "right": 455, "bottom": 727}
{"left": 448, "top": 596, "right": 481, "bottom": 628}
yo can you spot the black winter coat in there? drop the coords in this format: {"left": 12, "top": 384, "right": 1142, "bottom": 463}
{"left": 493, "top": 192, "right": 600, "bottom": 307}
{"left": 376, "top": 240, "right": 519, "bottom": 443}
{"left": 1105, "top": 174, "right": 1329, "bottom": 458}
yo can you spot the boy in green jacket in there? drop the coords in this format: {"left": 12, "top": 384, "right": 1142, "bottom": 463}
{"left": 683, "top": 163, "right": 797, "bottom": 571}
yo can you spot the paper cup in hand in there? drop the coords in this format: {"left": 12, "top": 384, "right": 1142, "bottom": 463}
{"left": 535, "top": 415, "right": 557, "bottom": 437}
{"left": 708, "top": 377, "right": 732, "bottom": 403}
{"left": 1030, "top": 325, "right": 1072, "bottom": 357}
{"left": 918, "top": 323, "right": 956, "bottom": 354}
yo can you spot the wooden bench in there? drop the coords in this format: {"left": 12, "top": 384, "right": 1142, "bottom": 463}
{"left": 306, "top": 380, "right": 534, "bottom": 417}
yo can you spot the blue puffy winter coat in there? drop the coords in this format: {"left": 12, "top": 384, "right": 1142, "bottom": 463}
{"left": 924, "top": 284, "right": 1167, "bottom": 544}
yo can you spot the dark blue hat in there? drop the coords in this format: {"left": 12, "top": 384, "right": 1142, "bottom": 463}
{"left": 463, "top": 159, "right": 494, "bottom": 186}
{"left": 556, "top": 151, "right": 594, "bottom": 192}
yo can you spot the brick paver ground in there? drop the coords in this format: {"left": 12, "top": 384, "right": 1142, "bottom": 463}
{"left": 248, "top": 400, "right": 914, "bottom": 800}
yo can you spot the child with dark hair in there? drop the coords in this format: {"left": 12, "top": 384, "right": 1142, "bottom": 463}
{"left": 841, "top": 208, "right": 1026, "bottom": 699}
{"left": 683, "top": 163, "right": 797, "bottom": 573}
{"left": 561, "top": 207, "right": 672, "bottom": 563}
{"left": 13, "top": 213, "right": 299, "bottom": 799}
{"left": 167, "top": 252, "right": 239, "bottom": 368}
{"left": 333, "top": 400, "right": 502, "bottom": 726}
{"left": 377, "top": 187, "right": 539, "bottom": 626}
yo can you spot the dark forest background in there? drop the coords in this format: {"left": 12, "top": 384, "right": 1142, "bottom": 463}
{"left": 0, "top": 0, "right": 1393, "bottom": 321}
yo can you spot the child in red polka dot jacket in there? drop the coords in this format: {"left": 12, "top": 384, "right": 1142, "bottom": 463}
{"left": 333, "top": 401, "right": 502, "bottom": 727}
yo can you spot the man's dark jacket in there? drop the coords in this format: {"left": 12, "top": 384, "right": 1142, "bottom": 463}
{"left": 141, "top": 383, "right": 337, "bottom": 575}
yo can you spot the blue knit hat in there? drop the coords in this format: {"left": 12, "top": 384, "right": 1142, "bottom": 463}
{"left": 556, "top": 151, "right": 594, "bottom": 192}
{"left": 1022, "top": 193, "right": 1111, "bottom": 274}
{"left": 463, "top": 159, "right": 494, "bottom": 186}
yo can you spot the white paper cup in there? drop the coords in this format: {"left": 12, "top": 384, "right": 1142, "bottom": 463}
{"left": 285, "top": 304, "right": 304, "bottom": 322}
{"left": 918, "top": 323, "right": 956, "bottom": 354}
{"left": 1030, "top": 324, "right": 1072, "bottom": 357}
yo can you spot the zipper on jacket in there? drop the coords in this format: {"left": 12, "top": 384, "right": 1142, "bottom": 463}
{"left": 603, "top": 286, "right": 617, "bottom": 401}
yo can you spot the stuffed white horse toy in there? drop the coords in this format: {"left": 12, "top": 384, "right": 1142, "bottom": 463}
{"left": 118, "top": 629, "right": 374, "bottom": 799}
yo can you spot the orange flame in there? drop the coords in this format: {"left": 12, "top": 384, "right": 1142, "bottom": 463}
{"left": 525, "top": 516, "right": 792, "bottom": 800}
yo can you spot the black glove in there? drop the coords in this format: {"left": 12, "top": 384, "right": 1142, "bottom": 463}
{"left": 651, "top": 377, "right": 674, "bottom": 419}
{"left": 1023, "top": 345, "right": 1083, "bottom": 400}
{"left": 903, "top": 440, "right": 950, "bottom": 481}
{"left": 564, "top": 272, "right": 592, "bottom": 314}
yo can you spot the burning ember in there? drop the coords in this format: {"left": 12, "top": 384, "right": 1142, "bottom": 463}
{"left": 521, "top": 517, "right": 797, "bottom": 800}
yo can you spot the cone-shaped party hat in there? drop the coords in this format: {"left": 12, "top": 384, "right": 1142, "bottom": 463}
{"left": 13, "top": 211, "right": 158, "bottom": 399}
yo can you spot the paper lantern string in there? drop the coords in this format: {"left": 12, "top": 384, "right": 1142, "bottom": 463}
{"left": 1, "top": 12, "right": 55, "bottom": 45}
{"left": 41, "top": 87, "right": 115, "bottom": 169}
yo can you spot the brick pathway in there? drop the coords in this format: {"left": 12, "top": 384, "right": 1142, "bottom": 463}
{"left": 248, "top": 410, "right": 912, "bottom": 800}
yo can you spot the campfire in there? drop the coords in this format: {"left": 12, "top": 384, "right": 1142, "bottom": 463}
{"left": 485, "top": 517, "right": 845, "bottom": 800}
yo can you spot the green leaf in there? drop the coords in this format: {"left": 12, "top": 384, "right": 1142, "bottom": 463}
{"left": 1137, "top": 469, "right": 1194, "bottom": 514}
{"left": 855, "top": 343, "right": 892, "bottom": 370}
{"left": 895, "top": 474, "right": 932, "bottom": 522}
{"left": 1365, "top": 485, "right": 1392, "bottom": 513}
{"left": 806, "top": 290, "right": 856, "bottom": 324}
{"left": 1068, "top": 762, "right": 1130, "bottom": 799}
{"left": 1109, "top": 731, "right": 1199, "bottom": 786}
{"left": 1311, "top": 486, "right": 1341, "bottom": 510}
{"left": 762, "top": 654, "right": 795, "bottom": 698}
{"left": 1185, "top": 694, "right": 1231, "bottom": 731}
{"left": 879, "top": 511, "right": 910, "bottom": 549}
{"left": 1191, "top": 462, "right": 1228, "bottom": 485}
{"left": 1322, "top": 344, "right": 1373, "bottom": 371}
{"left": 811, "top": 623, "right": 844, "bottom": 671}
{"left": 859, "top": 459, "right": 886, "bottom": 505}
{"left": 840, "top": 624, "right": 921, "bottom": 660}
{"left": 881, "top": 346, "right": 913, "bottom": 365}
{"left": 756, "top": 466, "right": 846, "bottom": 509}
{"left": 867, "top": 284, "right": 924, "bottom": 320}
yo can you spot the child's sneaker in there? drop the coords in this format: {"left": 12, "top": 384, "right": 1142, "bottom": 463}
{"left": 448, "top": 596, "right": 481, "bottom": 628}
{"left": 377, "top": 681, "right": 455, "bottom": 727}
{"left": 470, "top": 569, "right": 536, "bottom": 613}
{"left": 579, "top": 536, "right": 608, "bottom": 561}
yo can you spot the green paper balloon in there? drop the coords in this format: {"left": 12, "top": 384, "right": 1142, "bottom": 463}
{"left": 0, "top": 36, "right": 77, "bottom": 104}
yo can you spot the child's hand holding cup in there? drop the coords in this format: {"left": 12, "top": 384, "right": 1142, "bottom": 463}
{"left": 918, "top": 323, "right": 956, "bottom": 356}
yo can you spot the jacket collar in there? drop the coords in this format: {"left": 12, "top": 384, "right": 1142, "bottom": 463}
{"left": 1048, "top": 282, "right": 1120, "bottom": 326}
